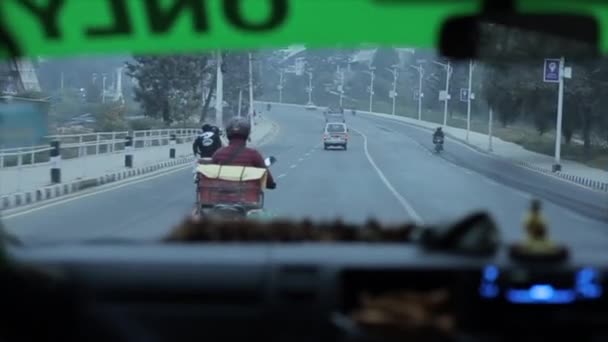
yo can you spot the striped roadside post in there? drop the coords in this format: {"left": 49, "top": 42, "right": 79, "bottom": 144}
{"left": 125, "top": 136, "right": 134, "bottom": 168}
{"left": 169, "top": 133, "right": 177, "bottom": 159}
{"left": 50, "top": 141, "right": 61, "bottom": 183}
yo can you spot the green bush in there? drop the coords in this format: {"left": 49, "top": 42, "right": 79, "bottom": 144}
{"left": 94, "top": 103, "right": 128, "bottom": 132}
{"left": 129, "top": 117, "right": 166, "bottom": 130}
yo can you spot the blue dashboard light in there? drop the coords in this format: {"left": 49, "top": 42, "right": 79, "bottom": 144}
{"left": 579, "top": 284, "right": 602, "bottom": 299}
{"left": 530, "top": 285, "right": 554, "bottom": 300}
{"left": 575, "top": 267, "right": 603, "bottom": 299}
{"left": 576, "top": 268, "right": 597, "bottom": 284}
{"left": 483, "top": 265, "right": 499, "bottom": 282}
{"left": 479, "top": 283, "right": 499, "bottom": 298}
{"left": 507, "top": 285, "right": 576, "bottom": 304}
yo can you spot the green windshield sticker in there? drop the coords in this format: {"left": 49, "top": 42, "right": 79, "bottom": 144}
{"left": 1, "top": 0, "right": 607, "bottom": 58}
{"left": 1, "top": 0, "right": 478, "bottom": 58}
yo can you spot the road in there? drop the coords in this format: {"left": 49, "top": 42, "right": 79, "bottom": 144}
{"left": 3, "top": 104, "right": 608, "bottom": 248}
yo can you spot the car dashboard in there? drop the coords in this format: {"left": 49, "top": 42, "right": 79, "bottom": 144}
{"left": 5, "top": 242, "right": 608, "bottom": 342}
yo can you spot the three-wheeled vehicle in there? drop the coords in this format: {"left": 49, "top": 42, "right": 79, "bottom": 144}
{"left": 193, "top": 158, "right": 276, "bottom": 220}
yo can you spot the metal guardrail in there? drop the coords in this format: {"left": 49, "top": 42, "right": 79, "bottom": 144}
{"left": 0, "top": 128, "right": 198, "bottom": 169}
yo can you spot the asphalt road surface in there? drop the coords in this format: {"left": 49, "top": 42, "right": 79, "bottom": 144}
{"left": 3, "top": 104, "right": 608, "bottom": 248}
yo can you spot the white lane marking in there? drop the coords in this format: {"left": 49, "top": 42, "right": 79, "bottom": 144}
{"left": 290, "top": 164, "right": 297, "bottom": 169}
{"left": 305, "top": 152, "right": 311, "bottom": 156}
{"left": 352, "top": 128, "right": 424, "bottom": 224}
{"left": 3, "top": 164, "right": 192, "bottom": 220}
{"left": 277, "top": 173, "right": 287, "bottom": 179}
{"left": 298, "top": 158, "right": 304, "bottom": 162}
{"left": 482, "top": 178, "right": 500, "bottom": 186}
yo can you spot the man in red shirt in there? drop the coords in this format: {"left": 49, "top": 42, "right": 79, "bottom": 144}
{"left": 211, "top": 117, "right": 276, "bottom": 189}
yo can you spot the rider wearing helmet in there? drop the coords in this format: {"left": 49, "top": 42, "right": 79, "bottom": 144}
{"left": 212, "top": 117, "right": 276, "bottom": 189}
{"left": 193, "top": 123, "right": 223, "bottom": 158}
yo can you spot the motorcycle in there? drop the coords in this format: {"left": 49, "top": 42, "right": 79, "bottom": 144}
{"left": 433, "top": 137, "right": 444, "bottom": 153}
{"left": 351, "top": 109, "right": 356, "bottom": 116}
{"left": 193, "top": 156, "right": 277, "bottom": 221}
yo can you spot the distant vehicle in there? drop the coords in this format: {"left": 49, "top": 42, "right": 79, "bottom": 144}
{"left": 325, "top": 112, "right": 345, "bottom": 123}
{"left": 323, "top": 122, "right": 349, "bottom": 150}
{"left": 305, "top": 103, "right": 317, "bottom": 111}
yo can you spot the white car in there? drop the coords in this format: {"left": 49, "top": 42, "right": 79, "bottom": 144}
{"left": 305, "top": 103, "right": 317, "bottom": 111}
{"left": 323, "top": 122, "right": 349, "bottom": 150}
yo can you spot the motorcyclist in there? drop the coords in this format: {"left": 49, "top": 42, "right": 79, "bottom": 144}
{"left": 267, "top": 103, "right": 272, "bottom": 111}
{"left": 212, "top": 117, "right": 276, "bottom": 189}
{"left": 193, "top": 124, "right": 223, "bottom": 159}
{"left": 433, "top": 127, "right": 445, "bottom": 142}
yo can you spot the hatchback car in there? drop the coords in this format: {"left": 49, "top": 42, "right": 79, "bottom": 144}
{"left": 323, "top": 123, "right": 349, "bottom": 150}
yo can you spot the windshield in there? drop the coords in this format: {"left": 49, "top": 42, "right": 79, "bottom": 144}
{"left": 327, "top": 124, "right": 346, "bottom": 133}
{"left": 0, "top": 26, "right": 607, "bottom": 247}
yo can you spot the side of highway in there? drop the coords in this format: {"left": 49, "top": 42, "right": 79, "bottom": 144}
{"left": 259, "top": 101, "right": 608, "bottom": 193}
{"left": 1, "top": 117, "right": 277, "bottom": 211}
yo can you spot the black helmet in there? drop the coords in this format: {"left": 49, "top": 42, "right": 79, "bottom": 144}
{"left": 437, "top": 127, "right": 443, "bottom": 131}
{"left": 202, "top": 124, "right": 212, "bottom": 132}
{"left": 225, "top": 117, "right": 251, "bottom": 140}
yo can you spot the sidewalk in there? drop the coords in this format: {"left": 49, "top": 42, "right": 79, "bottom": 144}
{"left": 360, "top": 110, "right": 608, "bottom": 192}
{"left": 0, "top": 143, "right": 193, "bottom": 196}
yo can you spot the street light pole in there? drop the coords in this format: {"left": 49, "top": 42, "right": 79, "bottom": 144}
{"left": 339, "top": 68, "right": 345, "bottom": 107}
{"left": 466, "top": 60, "right": 474, "bottom": 142}
{"left": 248, "top": 52, "right": 254, "bottom": 125}
{"left": 215, "top": 50, "right": 223, "bottom": 127}
{"left": 434, "top": 60, "right": 451, "bottom": 127}
{"left": 388, "top": 66, "right": 398, "bottom": 116}
{"left": 444, "top": 61, "right": 451, "bottom": 127}
{"left": 101, "top": 73, "right": 107, "bottom": 104}
{"left": 409, "top": 64, "right": 424, "bottom": 120}
{"left": 237, "top": 89, "right": 243, "bottom": 117}
{"left": 307, "top": 71, "right": 313, "bottom": 104}
{"left": 488, "top": 107, "right": 494, "bottom": 152}
{"left": 278, "top": 69, "right": 284, "bottom": 103}
{"left": 368, "top": 66, "right": 375, "bottom": 113}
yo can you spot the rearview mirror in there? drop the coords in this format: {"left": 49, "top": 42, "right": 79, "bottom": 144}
{"left": 264, "top": 156, "right": 277, "bottom": 167}
{"left": 440, "top": 14, "right": 599, "bottom": 62}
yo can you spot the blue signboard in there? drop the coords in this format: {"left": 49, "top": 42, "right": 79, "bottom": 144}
{"left": 0, "top": 100, "right": 49, "bottom": 148}
{"left": 543, "top": 59, "right": 561, "bottom": 83}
